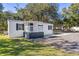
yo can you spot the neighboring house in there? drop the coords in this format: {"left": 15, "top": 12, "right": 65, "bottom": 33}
{"left": 8, "top": 20, "right": 53, "bottom": 39}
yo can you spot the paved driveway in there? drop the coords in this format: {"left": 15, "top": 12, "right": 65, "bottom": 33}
{"left": 33, "top": 32, "right": 79, "bottom": 44}
{"left": 60, "top": 33, "right": 79, "bottom": 42}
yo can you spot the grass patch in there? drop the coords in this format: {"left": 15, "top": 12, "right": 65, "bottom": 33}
{"left": 0, "top": 34, "right": 9, "bottom": 39}
{"left": 0, "top": 34, "right": 79, "bottom": 56}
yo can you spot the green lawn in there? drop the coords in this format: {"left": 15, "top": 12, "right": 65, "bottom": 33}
{"left": 0, "top": 34, "right": 79, "bottom": 56}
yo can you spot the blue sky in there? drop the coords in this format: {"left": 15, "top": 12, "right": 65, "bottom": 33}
{"left": 2, "top": 3, "right": 71, "bottom": 13}
{"left": 58, "top": 3, "right": 71, "bottom": 13}
{"left": 3, "top": 3, "right": 26, "bottom": 13}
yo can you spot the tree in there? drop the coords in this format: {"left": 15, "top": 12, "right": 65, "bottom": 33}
{"left": 17, "top": 3, "right": 59, "bottom": 23}
{"left": 0, "top": 3, "right": 4, "bottom": 12}
{"left": 0, "top": 4, "right": 15, "bottom": 31}
{"left": 0, "top": 13, "right": 7, "bottom": 31}
{"left": 62, "top": 4, "right": 79, "bottom": 30}
{"left": 0, "top": 3, "right": 6, "bottom": 32}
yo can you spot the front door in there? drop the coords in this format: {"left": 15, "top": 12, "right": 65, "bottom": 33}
{"left": 29, "top": 23, "right": 33, "bottom": 32}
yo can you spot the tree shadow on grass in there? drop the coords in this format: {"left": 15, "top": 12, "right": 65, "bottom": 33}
{"left": 0, "top": 39, "right": 46, "bottom": 56}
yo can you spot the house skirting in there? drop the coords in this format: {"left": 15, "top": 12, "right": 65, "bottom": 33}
{"left": 23, "top": 32, "right": 44, "bottom": 39}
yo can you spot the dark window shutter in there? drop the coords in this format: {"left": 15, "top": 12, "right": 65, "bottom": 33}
{"left": 16, "top": 23, "right": 18, "bottom": 30}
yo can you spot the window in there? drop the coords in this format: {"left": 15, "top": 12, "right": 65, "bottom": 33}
{"left": 16, "top": 23, "right": 24, "bottom": 30}
{"left": 38, "top": 25, "right": 43, "bottom": 26}
{"left": 29, "top": 23, "right": 33, "bottom": 25}
{"left": 48, "top": 25, "right": 52, "bottom": 30}
{"left": 38, "top": 25, "right": 43, "bottom": 32}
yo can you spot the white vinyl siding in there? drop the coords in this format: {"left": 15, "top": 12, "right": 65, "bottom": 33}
{"left": 8, "top": 20, "right": 53, "bottom": 38}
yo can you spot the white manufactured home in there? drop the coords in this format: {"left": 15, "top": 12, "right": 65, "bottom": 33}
{"left": 8, "top": 20, "right": 53, "bottom": 39}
